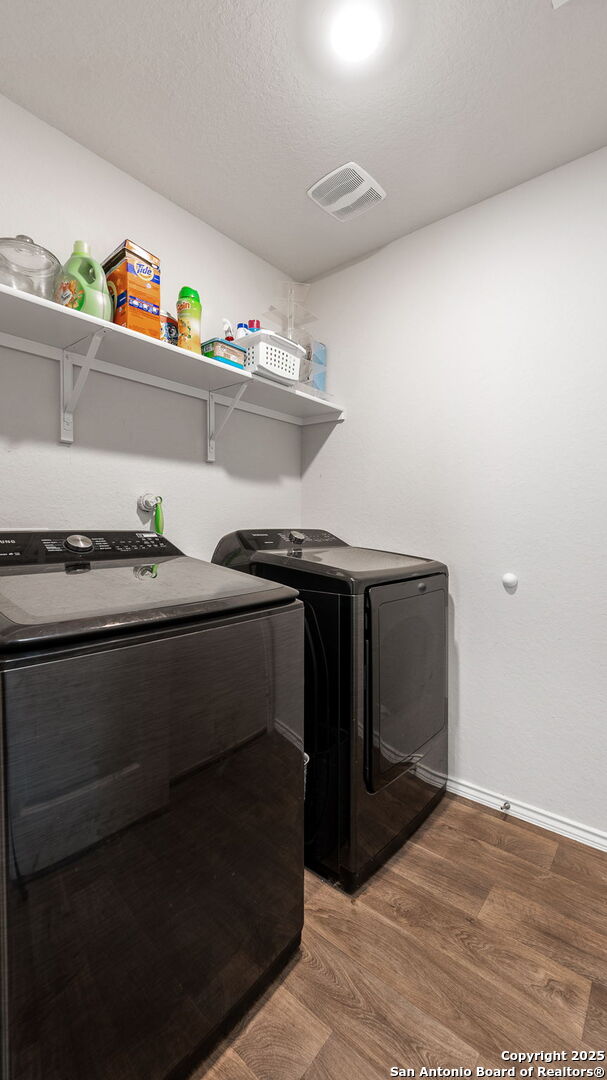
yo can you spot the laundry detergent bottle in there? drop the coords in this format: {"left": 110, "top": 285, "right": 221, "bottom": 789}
{"left": 55, "top": 241, "right": 112, "bottom": 320}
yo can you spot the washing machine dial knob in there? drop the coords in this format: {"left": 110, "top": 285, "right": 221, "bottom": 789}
{"left": 288, "top": 530, "right": 306, "bottom": 545}
{"left": 65, "top": 534, "right": 94, "bottom": 552}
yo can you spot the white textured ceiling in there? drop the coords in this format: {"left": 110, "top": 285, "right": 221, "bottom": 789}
{"left": 1, "top": 0, "right": 607, "bottom": 279}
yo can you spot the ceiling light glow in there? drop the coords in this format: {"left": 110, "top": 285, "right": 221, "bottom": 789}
{"left": 329, "top": 2, "right": 384, "bottom": 64}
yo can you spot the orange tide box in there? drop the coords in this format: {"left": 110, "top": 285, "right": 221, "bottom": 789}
{"left": 102, "top": 240, "right": 160, "bottom": 338}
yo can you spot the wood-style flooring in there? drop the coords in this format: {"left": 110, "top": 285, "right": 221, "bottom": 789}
{"left": 193, "top": 795, "right": 607, "bottom": 1079}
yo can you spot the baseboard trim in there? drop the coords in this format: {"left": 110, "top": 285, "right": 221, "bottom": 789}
{"left": 446, "top": 776, "right": 607, "bottom": 853}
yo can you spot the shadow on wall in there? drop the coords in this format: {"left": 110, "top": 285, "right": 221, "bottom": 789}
{"left": 0, "top": 350, "right": 300, "bottom": 483}
{"left": 301, "top": 418, "right": 342, "bottom": 473}
{"left": 448, "top": 593, "right": 459, "bottom": 786}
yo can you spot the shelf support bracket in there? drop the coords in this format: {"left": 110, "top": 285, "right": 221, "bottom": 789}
{"left": 60, "top": 328, "right": 107, "bottom": 443}
{"left": 206, "top": 382, "right": 248, "bottom": 462}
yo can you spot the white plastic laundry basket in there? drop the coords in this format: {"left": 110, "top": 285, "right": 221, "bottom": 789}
{"left": 239, "top": 331, "right": 304, "bottom": 385}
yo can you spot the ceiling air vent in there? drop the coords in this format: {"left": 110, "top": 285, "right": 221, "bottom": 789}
{"left": 307, "top": 162, "right": 386, "bottom": 222}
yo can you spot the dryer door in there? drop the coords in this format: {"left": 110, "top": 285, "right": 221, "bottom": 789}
{"left": 365, "top": 574, "right": 447, "bottom": 793}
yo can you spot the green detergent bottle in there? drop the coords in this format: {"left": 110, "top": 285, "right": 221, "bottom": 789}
{"left": 55, "top": 241, "right": 112, "bottom": 320}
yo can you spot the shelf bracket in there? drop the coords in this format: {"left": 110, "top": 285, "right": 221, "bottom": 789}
{"left": 206, "top": 381, "right": 248, "bottom": 462}
{"left": 60, "top": 328, "right": 107, "bottom": 443}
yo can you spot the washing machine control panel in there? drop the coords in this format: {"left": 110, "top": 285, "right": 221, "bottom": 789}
{"left": 0, "top": 532, "right": 183, "bottom": 565}
{"left": 237, "top": 529, "right": 346, "bottom": 550}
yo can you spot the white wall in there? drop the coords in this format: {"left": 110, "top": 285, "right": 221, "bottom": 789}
{"left": 0, "top": 95, "right": 301, "bottom": 557}
{"left": 304, "top": 148, "right": 607, "bottom": 840}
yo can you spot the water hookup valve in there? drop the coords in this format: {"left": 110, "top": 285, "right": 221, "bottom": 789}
{"left": 138, "top": 493, "right": 164, "bottom": 535}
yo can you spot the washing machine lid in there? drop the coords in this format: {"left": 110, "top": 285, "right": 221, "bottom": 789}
{"left": 253, "top": 546, "right": 447, "bottom": 592}
{"left": 0, "top": 556, "right": 297, "bottom": 647}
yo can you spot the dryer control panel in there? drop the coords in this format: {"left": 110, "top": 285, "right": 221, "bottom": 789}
{"left": 236, "top": 529, "right": 346, "bottom": 551}
{"left": 0, "top": 532, "right": 183, "bottom": 565}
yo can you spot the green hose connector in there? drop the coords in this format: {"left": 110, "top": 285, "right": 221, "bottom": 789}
{"left": 153, "top": 498, "right": 164, "bottom": 535}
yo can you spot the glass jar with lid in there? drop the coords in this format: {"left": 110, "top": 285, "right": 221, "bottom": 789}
{"left": 0, "top": 234, "right": 61, "bottom": 300}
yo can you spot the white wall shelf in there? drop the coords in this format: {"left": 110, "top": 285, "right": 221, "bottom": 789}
{"left": 0, "top": 283, "right": 344, "bottom": 461}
